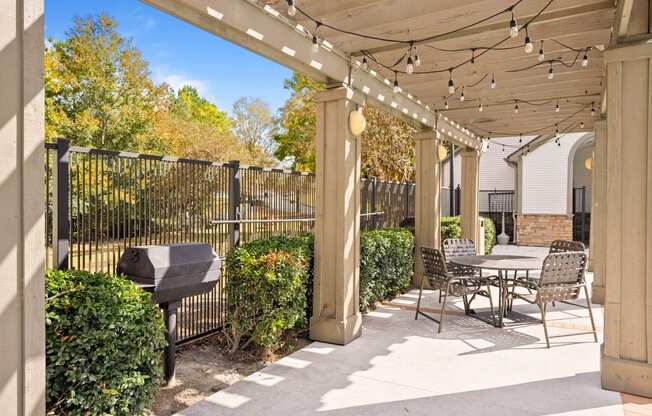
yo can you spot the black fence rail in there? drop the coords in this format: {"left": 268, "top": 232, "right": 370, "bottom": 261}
{"left": 45, "top": 139, "right": 415, "bottom": 344}
{"left": 572, "top": 186, "right": 590, "bottom": 245}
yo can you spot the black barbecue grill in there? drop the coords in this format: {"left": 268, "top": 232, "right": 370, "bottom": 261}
{"left": 118, "top": 243, "right": 221, "bottom": 385}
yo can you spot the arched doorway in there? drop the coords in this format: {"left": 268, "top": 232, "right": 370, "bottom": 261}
{"left": 568, "top": 135, "right": 593, "bottom": 245}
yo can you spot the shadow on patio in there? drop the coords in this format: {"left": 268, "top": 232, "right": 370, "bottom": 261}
{"left": 177, "top": 285, "right": 624, "bottom": 416}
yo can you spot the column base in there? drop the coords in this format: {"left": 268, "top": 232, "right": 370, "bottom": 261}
{"left": 592, "top": 284, "right": 605, "bottom": 305}
{"left": 309, "top": 312, "right": 362, "bottom": 345}
{"left": 601, "top": 348, "right": 652, "bottom": 398}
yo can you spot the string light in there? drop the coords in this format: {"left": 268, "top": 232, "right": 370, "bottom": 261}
{"left": 362, "top": 57, "right": 368, "bottom": 70}
{"left": 311, "top": 22, "right": 321, "bottom": 53}
{"left": 406, "top": 55, "right": 414, "bottom": 74}
{"left": 393, "top": 72, "right": 400, "bottom": 93}
{"left": 502, "top": 145, "right": 505, "bottom": 152}
{"left": 509, "top": 11, "right": 519, "bottom": 38}
{"left": 591, "top": 102, "right": 595, "bottom": 116}
{"left": 287, "top": 0, "right": 296, "bottom": 16}
{"left": 470, "top": 49, "right": 476, "bottom": 64}
{"left": 524, "top": 28, "right": 533, "bottom": 54}
{"left": 448, "top": 70, "right": 455, "bottom": 94}
{"left": 460, "top": 87, "right": 465, "bottom": 101}
{"left": 444, "top": 100, "right": 449, "bottom": 110}
{"left": 555, "top": 102, "right": 560, "bottom": 112}
{"left": 491, "top": 73, "right": 496, "bottom": 89}
{"left": 548, "top": 63, "right": 554, "bottom": 80}
{"left": 478, "top": 102, "right": 484, "bottom": 112}
{"left": 580, "top": 121, "right": 585, "bottom": 128}
{"left": 581, "top": 52, "right": 589, "bottom": 67}
{"left": 514, "top": 101, "right": 519, "bottom": 114}
{"left": 555, "top": 124, "right": 559, "bottom": 137}
{"left": 414, "top": 46, "right": 421, "bottom": 67}
{"left": 538, "top": 40, "right": 545, "bottom": 61}
{"left": 519, "top": 133, "right": 523, "bottom": 143}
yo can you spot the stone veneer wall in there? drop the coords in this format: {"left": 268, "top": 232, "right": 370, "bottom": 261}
{"left": 515, "top": 214, "right": 573, "bottom": 246}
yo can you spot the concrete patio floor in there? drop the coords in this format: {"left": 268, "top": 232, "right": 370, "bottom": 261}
{"left": 177, "top": 250, "right": 651, "bottom": 416}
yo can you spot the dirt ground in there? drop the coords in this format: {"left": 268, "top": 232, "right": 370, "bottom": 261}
{"left": 146, "top": 333, "right": 310, "bottom": 416}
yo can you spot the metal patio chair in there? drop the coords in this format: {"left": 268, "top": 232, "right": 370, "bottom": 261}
{"left": 415, "top": 247, "right": 495, "bottom": 333}
{"left": 442, "top": 239, "right": 496, "bottom": 313}
{"left": 511, "top": 251, "right": 598, "bottom": 348}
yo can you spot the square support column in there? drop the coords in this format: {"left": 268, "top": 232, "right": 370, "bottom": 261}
{"left": 590, "top": 119, "right": 607, "bottom": 304}
{"left": 0, "top": 0, "right": 46, "bottom": 414}
{"left": 310, "top": 87, "right": 362, "bottom": 345}
{"left": 460, "top": 149, "right": 481, "bottom": 250}
{"left": 601, "top": 39, "right": 652, "bottom": 398}
{"left": 414, "top": 130, "right": 441, "bottom": 286}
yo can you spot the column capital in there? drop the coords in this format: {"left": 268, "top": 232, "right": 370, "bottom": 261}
{"left": 414, "top": 129, "right": 438, "bottom": 141}
{"left": 460, "top": 148, "right": 480, "bottom": 158}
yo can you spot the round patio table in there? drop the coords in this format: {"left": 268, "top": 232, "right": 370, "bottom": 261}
{"left": 447, "top": 255, "right": 543, "bottom": 328}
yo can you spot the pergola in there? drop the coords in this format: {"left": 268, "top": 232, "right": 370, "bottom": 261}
{"left": 2, "top": 0, "right": 651, "bottom": 413}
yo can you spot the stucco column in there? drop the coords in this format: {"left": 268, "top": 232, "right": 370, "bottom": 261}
{"left": 310, "top": 87, "right": 362, "bottom": 345}
{"left": 460, "top": 149, "right": 481, "bottom": 249}
{"left": 0, "top": 0, "right": 46, "bottom": 414}
{"left": 590, "top": 119, "right": 607, "bottom": 304}
{"left": 600, "top": 38, "right": 652, "bottom": 398}
{"left": 414, "top": 130, "right": 441, "bottom": 286}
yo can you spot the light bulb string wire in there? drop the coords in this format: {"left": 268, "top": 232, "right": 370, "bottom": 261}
{"left": 506, "top": 49, "right": 583, "bottom": 72}
{"left": 473, "top": 104, "right": 588, "bottom": 137}
{"left": 294, "top": 0, "right": 525, "bottom": 45}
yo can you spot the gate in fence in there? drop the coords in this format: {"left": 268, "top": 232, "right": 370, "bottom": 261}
{"left": 479, "top": 189, "right": 515, "bottom": 243}
{"left": 45, "top": 139, "right": 415, "bottom": 344}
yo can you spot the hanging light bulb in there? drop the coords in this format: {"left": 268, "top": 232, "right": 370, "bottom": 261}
{"left": 470, "top": 49, "right": 476, "bottom": 64}
{"left": 519, "top": 133, "right": 523, "bottom": 143}
{"left": 548, "top": 64, "right": 554, "bottom": 80}
{"left": 448, "top": 70, "right": 455, "bottom": 94}
{"left": 524, "top": 29, "right": 533, "bottom": 54}
{"left": 460, "top": 87, "right": 465, "bottom": 102}
{"left": 478, "top": 102, "right": 483, "bottom": 112}
{"left": 582, "top": 52, "right": 589, "bottom": 67}
{"left": 502, "top": 145, "right": 505, "bottom": 152}
{"left": 491, "top": 74, "right": 496, "bottom": 89}
{"left": 362, "top": 57, "right": 368, "bottom": 70}
{"left": 555, "top": 102, "right": 560, "bottom": 113}
{"left": 393, "top": 72, "right": 400, "bottom": 93}
{"left": 444, "top": 100, "right": 449, "bottom": 110}
{"left": 514, "top": 101, "right": 519, "bottom": 114}
{"left": 538, "top": 40, "right": 545, "bottom": 62}
{"left": 287, "top": 0, "right": 297, "bottom": 16}
{"left": 509, "top": 11, "right": 519, "bottom": 38}
{"left": 555, "top": 124, "right": 559, "bottom": 137}
{"left": 311, "top": 35, "right": 320, "bottom": 53}
{"left": 414, "top": 46, "right": 421, "bottom": 67}
{"left": 580, "top": 121, "right": 585, "bottom": 128}
{"left": 591, "top": 105, "right": 595, "bottom": 117}
{"left": 406, "top": 55, "right": 414, "bottom": 74}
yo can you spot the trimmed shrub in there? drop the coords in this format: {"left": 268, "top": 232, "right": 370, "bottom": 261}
{"left": 439, "top": 216, "right": 496, "bottom": 254}
{"left": 359, "top": 228, "right": 414, "bottom": 311}
{"left": 225, "top": 235, "right": 313, "bottom": 353}
{"left": 46, "top": 269, "right": 166, "bottom": 416}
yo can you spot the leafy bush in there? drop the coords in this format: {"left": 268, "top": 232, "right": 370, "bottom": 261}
{"left": 225, "top": 235, "right": 313, "bottom": 353}
{"left": 359, "top": 228, "right": 414, "bottom": 311}
{"left": 46, "top": 269, "right": 165, "bottom": 416}
{"left": 440, "top": 216, "right": 496, "bottom": 254}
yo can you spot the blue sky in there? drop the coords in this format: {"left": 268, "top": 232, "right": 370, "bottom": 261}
{"left": 45, "top": 0, "right": 293, "bottom": 115}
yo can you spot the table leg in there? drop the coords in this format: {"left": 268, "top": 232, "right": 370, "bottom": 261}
{"left": 498, "top": 270, "right": 505, "bottom": 328}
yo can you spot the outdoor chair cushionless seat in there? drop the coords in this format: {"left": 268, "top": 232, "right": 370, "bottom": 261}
{"left": 441, "top": 239, "right": 497, "bottom": 313}
{"left": 511, "top": 251, "right": 598, "bottom": 348}
{"left": 415, "top": 247, "right": 495, "bottom": 333}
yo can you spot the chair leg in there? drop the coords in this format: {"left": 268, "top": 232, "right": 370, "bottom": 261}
{"left": 486, "top": 281, "right": 496, "bottom": 327}
{"left": 415, "top": 276, "right": 426, "bottom": 321}
{"left": 583, "top": 285, "right": 598, "bottom": 343}
{"left": 438, "top": 283, "right": 450, "bottom": 334}
{"left": 540, "top": 302, "right": 550, "bottom": 348}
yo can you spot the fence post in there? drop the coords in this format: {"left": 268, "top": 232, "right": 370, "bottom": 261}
{"left": 455, "top": 185, "right": 461, "bottom": 216}
{"left": 53, "top": 138, "right": 70, "bottom": 270}
{"left": 228, "top": 161, "right": 241, "bottom": 250}
{"left": 370, "top": 177, "right": 377, "bottom": 229}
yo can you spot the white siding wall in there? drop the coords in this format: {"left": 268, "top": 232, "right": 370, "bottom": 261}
{"left": 520, "top": 133, "right": 588, "bottom": 214}
{"left": 479, "top": 145, "right": 516, "bottom": 190}
{"left": 572, "top": 145, "right": 593, "bottom": 213}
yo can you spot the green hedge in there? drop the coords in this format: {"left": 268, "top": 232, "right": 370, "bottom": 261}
{"left": 440, "top": 216, "right": 496, "bottom": 254}
{"left": 46, "top": 269, "right": 166, "bottom": 415}
{"left": 225, "top": 229, "right": 414, "bottom": 352}
{"left": 359, "top": 228, "right": 414, "bottom": 311}
{"left": 225, "top": 235, "right": 313, "bottom": 353}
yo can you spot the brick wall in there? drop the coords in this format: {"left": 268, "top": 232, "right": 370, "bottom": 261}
{"left": 515, "top": 214, "right": 573, "bottom": 246}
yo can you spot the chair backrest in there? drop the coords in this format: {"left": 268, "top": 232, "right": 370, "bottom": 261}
{"left": 420, "top": 247, "right": 449, "bottom": 290}
{"left": 442, "top": 239, "right": 476, "bottom": 258}
{"left": 537, "top": 252, "right": 587, "bottom": 302}
{"left": 549, "top": 240, "right": 585, "bottom": 254}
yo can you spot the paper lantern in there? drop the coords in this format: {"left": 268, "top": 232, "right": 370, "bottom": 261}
{"left": 585, "top": 157, "right": 592, "bottom": 171}
{"left": 349, "top": 108, "right": 366, "bottom": 137}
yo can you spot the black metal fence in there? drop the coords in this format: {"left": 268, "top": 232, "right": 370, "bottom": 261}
{"left": 572, "top": 186, "right": 590, "bottom": 245}
{"left": 479, "top": 189, "right": 515, "bottom": 243}
{"left": 45, "top": 139, "right": 415, "bottom": 344}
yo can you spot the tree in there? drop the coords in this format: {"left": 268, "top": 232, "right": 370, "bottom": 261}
{"left": 273, "top": 73, "right": 323, "bottom": 171}
{"left": 170, "top": 85, "right": 232, "bottom": 135}
{"left": 45, "top": 15, "right": 166, "bottom": 152}
{"left": 231, "top": 97, "right": 277, "bottom": 156}
{"left": 273, "top": 71, "right": 417, "bottom": 180}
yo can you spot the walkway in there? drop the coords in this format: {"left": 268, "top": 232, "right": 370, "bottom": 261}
{"left": 177, "top": 265, "right": 650, "bottom": 415}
